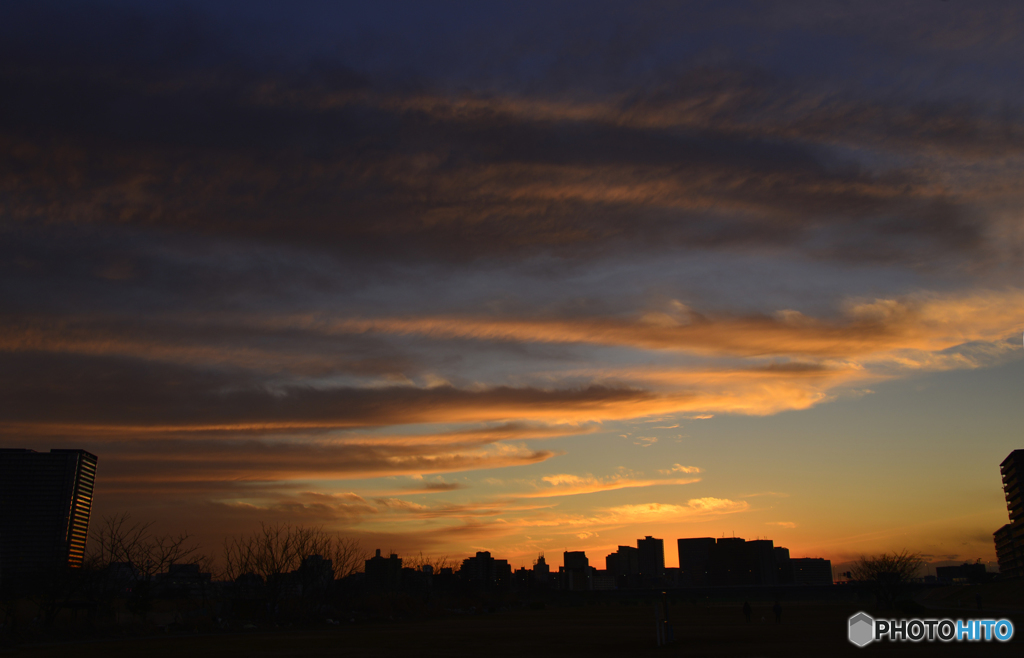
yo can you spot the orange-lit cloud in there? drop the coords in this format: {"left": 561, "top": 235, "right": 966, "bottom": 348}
{"left": 81, "top": 439, "right": 560, "bottom": 485}
{"left": 3, "top": 289, "right": 1021, "bottom": 435}
{"left": 658, "top": 464, "right": 702, "bottom": 475}
{"left": 314, "top": 288, "right": 1024, "bottom": 358}
{"left": 523, "top": 473, "right": 701, "bottom": 498}
{"left": 509, "top": 498, "right": 751, "bottom": 530}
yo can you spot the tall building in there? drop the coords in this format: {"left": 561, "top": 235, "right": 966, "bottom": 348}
{"left": 710, "top": 537, "right": 749, "bottom": 586}
{"left": 459, "top": 551, "right": 511, "bottom": 591}
{"left": 605, "top": 545, "right": 640, "bottom": 589}
{"left": 994, "top": 450, "right": 1024, "bottom": 579}
{"left": 533, "top": 553, "right": 551, "bottom": 585}
{"left": 746, "top": 539, "right": 778, "bottom": 586}
{"left": 1003, "top": 450, "right": 1024, "bottom": 525}
{"left": 637, "top": 536, "right": 665, "bottom": 584}
{"left": 677, "top": 537, "right": 715, "bottom": 586}
{"left": 561, "top": 550, "right": 591, "bottom": 591}
{"left": 0, "top": 449, "right": 98, "bottom": 592}
{"left": 774, "top": 546, "right": 794, "bottom": 584}
{"left": 678, "top": 536, "right": 799, "bottom": 586}
{"left": 606, "top": 545, "right": 639, "bottom": 581}
{"left": 365, "top": 549, "right": 403, "bottom": 591}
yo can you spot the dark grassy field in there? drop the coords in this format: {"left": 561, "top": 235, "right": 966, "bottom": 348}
{"left": 5, "top": 600, "right": 1023, "bottom": 658}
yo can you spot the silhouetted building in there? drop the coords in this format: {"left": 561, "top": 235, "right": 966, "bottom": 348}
{"left": 936, "top": 562, "right": 987, "bottom": 584}
{"left": 710, "top": 537, "right": 749, "bottom": 586}
{"left": 533, "top": 553, "right": 552, "bottom": 586}
{"left": 1003, "top": 450, "right": 1024, "bottom": 524}
{"left": 399, "top": 565, "right": 434, "bottom": 593}
{"left": 790, "top": 558, "right": 832, "bottom": 585}
{"left": 746, "top": 539, "right": 778, "bottom": 586}
{"left": 157, "top": 563, "right": 213, "bottom": 597}
{"left": 637, "top": 536, "right": 665, "bottom": 584}
{"left": 774, "top": 546, "right": 794, "bottom": 584}
{"left": 295, "top": 554, "right": 334, "bottom": 595}
{"left": 677, "top": 536, "right": 802, "bottom": 586}
{"left": 365, "top": 549, "right": 402, "bottom": 591}
{"left": 460, "top": 551, "right": 510, "bottom": 591}
{"left": 512, "top": 566, "right": 533, "bottom": 591}
{"left": 103, "top": 562, "right": 138, "bottom": 596}
{"left": 563, "top": 550, "right": 589, "bottom": 570}
{"left": 591, "top": 569, "right": 616, "bottom": 590}
{"left": 995, "top": 450, "right": 1024, "bottom": 579}
{"left": 995, "top": 524, "right": 1021, "bottom": 579}
{"left": 561, "top": 550, "right": 591, "bottom": 591}
{"left": 678, "top": 537, "right": 715, "bottom": 586}
{"left": 605, "top": 545, "right": 640, "bottom": 587}
{"left": 0, "top": 448, "right": 97, "bottom": 593}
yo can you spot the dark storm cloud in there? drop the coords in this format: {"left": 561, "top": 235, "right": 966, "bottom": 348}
{"left": 0, "top": 351, "right": 653, "bottom": 428}
{"left": 74, "top": 436, "right": 558, "bottom": 482}
{"left": 0, "top": 308, "right": 421, "bottom": 377}
{"left": 418, "top": 482, "right": 463, "bottom": 492}
{"left": 0, "top": 225, "right": 367, "bottom": 314}
{"left": 1, "top": 1, "right": 1014, "bottom": 269}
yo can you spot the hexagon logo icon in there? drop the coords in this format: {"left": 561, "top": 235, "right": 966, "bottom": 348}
{"left": 849, "top": 612, "right": 874, "bottom": 647}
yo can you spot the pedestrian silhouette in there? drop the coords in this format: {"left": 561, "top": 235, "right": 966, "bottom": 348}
{"left": 742, "top": 600, "right": 752, "bottom": 623}
{"left": 773, "top": 600, "right": 782, "bottom": 624}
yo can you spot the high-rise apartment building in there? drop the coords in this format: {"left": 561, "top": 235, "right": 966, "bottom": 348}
{"left": 710, "top": 537, "right": 749, "bottom": 586}
{"left": 677, "top": 537, "right": 715, "bottom": 586}
{"left": 459, "top": 550, "right": 511, "bottom": 590}
{"left": 561, "top": 550, "right": 592, "bottom": 591}
{"left": 605, "top": 546, "right": 639, "bottom": 576}
{"left": 746, "top": 539, "right": 778, "bottom": 586}
{"left": 637, "top": 536, "right": 665, "bottom": 584}
{"left": 0, "top": 449, "right": 98, "bottom": 592}
{"left": 994, "top": 450, "right": 1024, "bottom": 579}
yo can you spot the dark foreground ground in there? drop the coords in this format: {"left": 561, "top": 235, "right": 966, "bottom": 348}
{"left": 5, "top": 600, "right": 1023, "bottom": 658}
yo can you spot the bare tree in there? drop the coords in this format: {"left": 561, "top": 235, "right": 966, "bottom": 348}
{"left": 90, "top": 513, "right": 206, "bottom": 618}
{"left": 327, "top": 535, "right": 364, "bottom": 580}
{"left": 405, "top": 551, "right": 453, "bottom": 574}
{"left": 92, "top": 513, "right": 204, "bottom": 576}
{"left": 224, "top": 523, "right": 364, "bottom": 581}
{"left": 223, "top": 523, "right": 365, "bottom": 619}
{"left": 850, "top": 550, "right": 925, "bottom": 609}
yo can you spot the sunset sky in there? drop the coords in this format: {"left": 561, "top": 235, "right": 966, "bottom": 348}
{"left": 3, "top": 0, "right": 1023, "bottom": 574}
